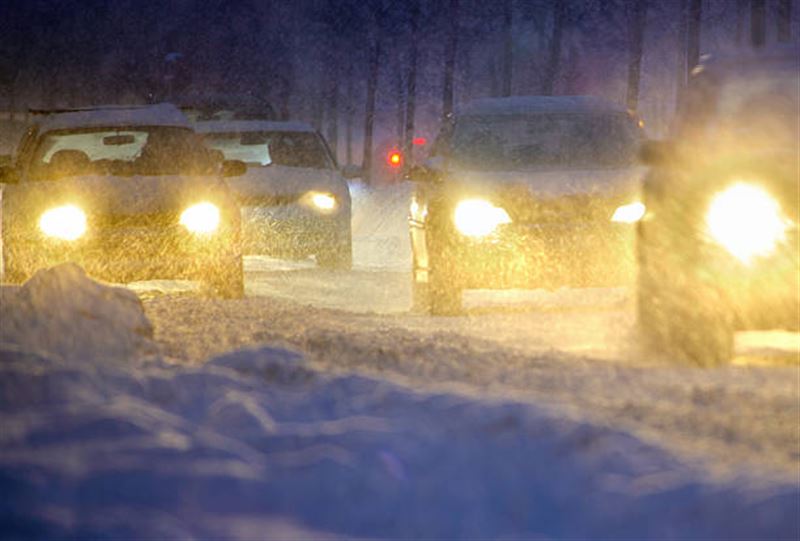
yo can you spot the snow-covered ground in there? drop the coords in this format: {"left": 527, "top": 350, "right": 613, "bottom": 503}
{"left": 1, "top": 183, "right": 799, "bottom": 539}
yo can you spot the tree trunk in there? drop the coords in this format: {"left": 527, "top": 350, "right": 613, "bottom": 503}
{"left": 442, "top": 0, "right": 460, "bottom": 123}
{"left": 777, "top": 0, "right": 792, "bottom": 42}
{"left": 750, "top": 0, "right": 766, "bottom": 47}
{"left": 326, "top": 68, "right": 339, "bottom": 163}
{"left": 626, "top": 0, "right": 648, "bottom": 112}
{"left": 395, "top": 69, "right": 405, "bottom": 145}
{"left": 686, "top": 0, "right": 702, "bottom": 77}
{"left": 501, "top": 0, "right": 513, "bottom": 96}
{"left": 541, "top": 0, "right": 565, "bottom": 96}
{"left": 362, "top": 38, "right": 380, "bottom": 184}
{"left": 403, "top": 0, "right": 420, "bottom": 167}
{"left": 345, "top": 63, "right": 354, "bottom": 166}
{"left": 675, "top": 0, "right": 688, "bottom": 108}
{"left": 735, "top": 0, "right": 748, "bottom": 46}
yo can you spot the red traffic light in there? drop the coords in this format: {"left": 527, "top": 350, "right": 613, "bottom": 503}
{"left": 387, "top": 150, "right": 403, "bottom": 168}
{"left": 412, "top": 136, "right": 427, "bottom": 146}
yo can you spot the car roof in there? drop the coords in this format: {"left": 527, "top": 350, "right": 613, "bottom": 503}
{"left": 193, "top": 120, "right": 317, "bottom": 134}
{"left": 458, "top": 95, "right": 629, "bottom": 117}
{"left": 34, "top": 103, "right": 191, "bottom": 132}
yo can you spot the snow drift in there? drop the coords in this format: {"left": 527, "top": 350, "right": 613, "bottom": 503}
{"left": 0, "top": 264, "right": 797, "bottom": 539}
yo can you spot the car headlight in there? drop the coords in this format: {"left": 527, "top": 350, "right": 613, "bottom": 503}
{"left": 611, "top": 201, "right": 646, "bottom": 223}
{"left": 309, "top": 192, "right": 338, "bottom": 212}
{"left": 706, "top": 182, "right": 790, "bottom": 264}
{"left": 39, "top": 204, "right": 87, "bottom": 241}
{"left": 453, "top": 198, "right": 511, "bottom": 237}
{"left": 180, "top": 202, "right": 220, "bottom": 234}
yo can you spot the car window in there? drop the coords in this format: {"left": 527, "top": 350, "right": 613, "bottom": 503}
{"left": 450, "top": 113, "right": 640, "bottom": 170}
{"left": 28, "top": 126, "right": 219, "bottom": 179}
{"left": 202, "top": 131, "right": 333, "bottom": 169}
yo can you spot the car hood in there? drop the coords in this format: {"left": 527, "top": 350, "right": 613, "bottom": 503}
{"left": 3, "top": 175, "right": 236, "bottom": 220}
{"left": 446, "top": 166, "right": 646, "bottom": 199}
{"left": 225, "top": 166, "right": 350, "bottom": 205}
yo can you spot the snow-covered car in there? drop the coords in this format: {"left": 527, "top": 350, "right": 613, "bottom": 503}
{"left": 0, "top": 103, "right": 246, "bottom": 297}
{"left": 408, "top": 96, "right": 646, "bottom": 314}
{"left": 196, "top": 120, "right": 354, "bottom": 269}
{"left": 637, "top": 46, "right": 799, "bottom": 365}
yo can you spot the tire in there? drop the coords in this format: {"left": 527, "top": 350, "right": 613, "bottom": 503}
{"left": 637, "top": 226, "right": 733, "bottom": 366}
{"left": 317, "top": 235, "right": 352, "bottom": 270}
{"left": 412, "top": 252, "right": 462, "bottom": 316}
{"left": 204, "top": 256, "right": 245, "bottom": 299}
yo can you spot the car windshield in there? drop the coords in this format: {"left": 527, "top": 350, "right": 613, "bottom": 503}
{"left": 450, "top": 113, "right": 640, "bottom": 170}
{"left": 29, "top": 126, "right": 220, "bottom": 179}
{"left": 202, "top": 131, "right": 333, "bottom": 169}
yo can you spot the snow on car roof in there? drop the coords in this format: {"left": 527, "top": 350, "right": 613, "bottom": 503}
{"left": 36, "top": 103, "right": 191, "bottom": 132}
{"left": 458, "top": 96, "right": 629, "bottom": 117}
{"left": 193, "top": 120, "right": 316, "bottom": 134}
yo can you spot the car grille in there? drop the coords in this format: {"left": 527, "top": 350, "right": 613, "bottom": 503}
{"left": 500, "top": 192, "right": 617, "bottom": 225}
{"left": 94, "top": 211, "right": 180, "bottom": 229}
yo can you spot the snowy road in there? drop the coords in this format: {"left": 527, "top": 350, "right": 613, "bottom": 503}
{"left": 140, "top": 184, "right": 800, "bottom": 487}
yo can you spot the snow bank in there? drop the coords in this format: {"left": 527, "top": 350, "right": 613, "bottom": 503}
{"left": 0, "top": 263, "right": 156, "bottom": 362}
{"left": 0, "top": 342, "right": 796, "bottom": 540}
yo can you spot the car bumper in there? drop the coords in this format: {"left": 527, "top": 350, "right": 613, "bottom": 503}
{"left": 442, "top": 221, "right": 636, "bottom": 290}
{"left": 5, "top": 226, "right": 239, "bottom": 282}
{"left": 706, "top": 238, "right": 799, "bottom": 331}
{"left": 240, "top": 205, "right": 350, "bottom": 256}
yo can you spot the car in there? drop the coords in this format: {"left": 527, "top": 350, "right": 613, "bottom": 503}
{"left": 637, "top": 46, "right": 799, "bottom": 365}
{"left": 195, "top": 120, "right": 356, "bottom": 269}
{"left": 0, "top": 103, "right": 246, "bottom": 297}
{"left": 408, "top": 95, "right": 646, "bottom": 314}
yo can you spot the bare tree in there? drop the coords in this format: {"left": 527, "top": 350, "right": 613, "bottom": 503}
{"left": 735, "top": 0, "right": 748, "bottom": 46}
{"left": 626, "top": 0, "right": 648, "bottom": 112}
{"left": 395, "top": 69, "right": 405, "bottom": 145}
{"left": 541, "top": 0, "right": 566, "bottom": 96}
{"left": 362, "top": 35, "right": 380, "bottom": 184}
{"left": 402, "top": 0, "right": 420, "bottom": 165}
{"left": 777, "top": 0, "right": 792, "bottom": 42}
{"left": 751, "top": 0, "right": 766, "bottom": 47}
{"left": 345, "top": 63, "right": 354, "bottom": 166}
{"left": 501, "top": 0, "right": 513, "bottom": 96}
{"left": 442, "top": 0, "right": 460, "bottom": 123}
{"left": 675, "top": 0, "right": 688, "bottom": 107}
{"left": 686, "top": 0, "right": 702, "bottom": 76}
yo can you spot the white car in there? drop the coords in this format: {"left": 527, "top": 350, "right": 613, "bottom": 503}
{"left": 196, "top": 120, "right": 355, "bottom": 269}
{"left": 0, "top": 104, "right": 245, "bottom": 297}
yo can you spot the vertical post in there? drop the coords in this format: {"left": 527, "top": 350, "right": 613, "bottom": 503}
{"left": 541, "top": 0, "right": 565, "bottom": 95}
{"left": 675, "top": 0, "right": 688, "bottom": 108}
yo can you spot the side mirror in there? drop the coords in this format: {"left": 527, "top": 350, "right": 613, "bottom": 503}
{"left": 221, "top": 159, "right": 247, "bottom": 177}
{"left": 406, "top": 164, "right": 438, "bottom": 183}
{"left": 0, "top": 166, "right": 19, "bottom": 184}
{"left": 340, "top": 164, "right": 363, "bottom": 180}
{"left": 639, "top": 140, "right": 677, "bottom": 167}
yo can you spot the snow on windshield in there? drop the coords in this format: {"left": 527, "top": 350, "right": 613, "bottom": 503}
{"left": 30, "top": 127, "right": 219, "bottom": 178}
{"left": 203, "top": 131, "right": 333, "bottom": 169}
{"left": 450, "top": 114, "right": 640, "bottom": 170}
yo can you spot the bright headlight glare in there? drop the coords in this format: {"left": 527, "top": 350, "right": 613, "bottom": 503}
{"left": 706, "top": 182, "right": 789, "bottom": 264}
{"left": 39, "top": 205, "right": 86, "bottom": 240}
{"left": 310, "top": 192, "right": 337, "bottom": 211}
{"left": 454, "top": 199, "right": 511, "bottom": 237}
{"left": 180, "top": 202, "right": 220, "bottom": 234}
{"left": 611, "top": 201, "right": 646, "bottom": 223}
